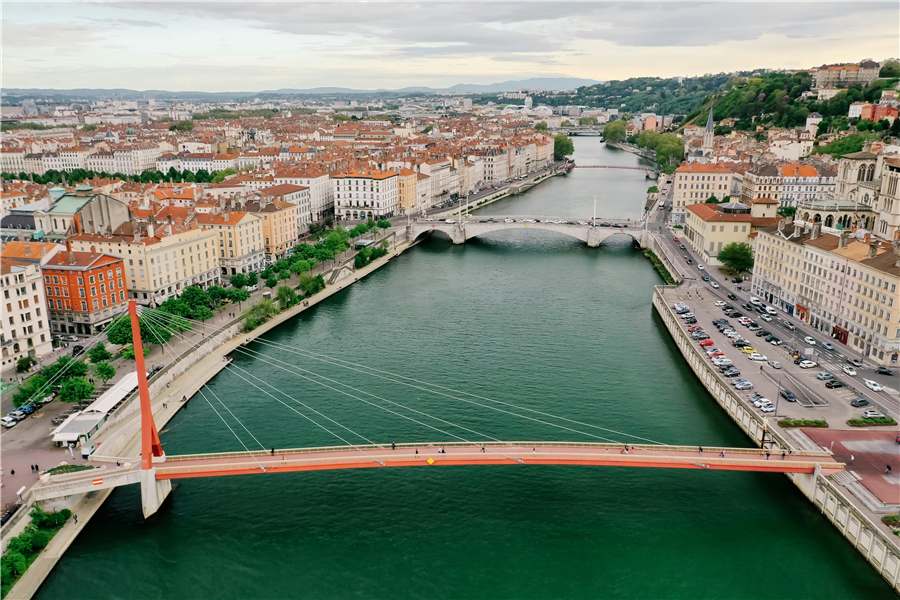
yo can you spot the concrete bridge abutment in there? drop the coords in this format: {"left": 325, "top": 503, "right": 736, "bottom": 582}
{"left": 140, "top": 468, "right": 171, "bottom": 519}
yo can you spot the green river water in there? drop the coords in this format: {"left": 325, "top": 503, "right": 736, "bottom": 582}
{"left": 36, "top": 140, "right": 895, "bottom": 599}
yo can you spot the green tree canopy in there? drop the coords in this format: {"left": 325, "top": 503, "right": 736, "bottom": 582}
{"left": 229, "top": 273, "right": 249, "bottom": 289}
{"left": 174, "top": 120, "right": 194, "bottom": 132}
{"left": 87, "top": 343, "right": 113, "bottom": 364}
{"left": 59, "top": 376, "right": 95, "bottom": 403}
{"left": 603, "top": 120, "right": 627, "bottom": 143}
{"left": 717, "top": 242, "right": 754, "bottom": 273}
{"left": 879, "top": 61, "right": 900, "bottom": 78}
{"left": 227, "top": 288, "right": 250, "bottom": 308}
{"left": 276, "top": 285, "right": 299, "bottom": 309}
{"left": 12, "top": 375, "right": 47, "bottom": 407}
{"left": 534, "top": 121, "right": 548, "bottom": 132}
{"left": 106, "top": 314, "right": 173, "bottom": 348}
{"left": 553, "top": 135, "right": 575, "bottom": 160}
{"left": 93, "top": 361, "right": 116, "bottom": 384}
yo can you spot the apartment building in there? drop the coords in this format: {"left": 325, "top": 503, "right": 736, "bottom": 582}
{"left": 333, "top": 169, "right": 400, "bottom": 221}
{"left": 1, "top": 259, "right": 52, "bottom": 376}
{"left": 751, "top": 223, "right": 810, "bottom": 316}
{"left": 41, "top": 251, "right": 128, "bottom": 335}
{"left": 273, "top": 167, "right": 332, "bottom": 220}
{"left": 811, "top": 61, "right": 880, "bottom": 89}
{"left": 683, "top": 200, "right": 777, "bottom": 265}
{"left": 672, "top": 163, "right": 735, "bottom": 224}
{"left": 397, "top": 168, "right": 419, "bottom": 214}
{"left": 741, "top": 163, "right": 836, "bottom": 207}
{"left": 263, "top": 184, "right": 312, "bottom": 234}
{"left": 69, "top": 219, "right": 219, "bottom": 306}
{"left": 196, "top": 210, "right": 265, "bottom": 277}
{"left": 242, "top": 197, "right": 300, "bottom": 260}
{"left": 853, "top": 244, "right": 899, "bottom": 365}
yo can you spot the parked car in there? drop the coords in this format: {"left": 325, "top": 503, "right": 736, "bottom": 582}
{"left": 875, "top": 366, "right": 894, "bottom": 376}
{"left": 760, "top": 404, "right": 776, "bottom": 413}
{"left": 19, "top": 404, "right": 35, "bottom": 415}
{"left": 799, "top": 360, "right": 817, "bottom": 369}
{"left": 825, "top": 380, "right": 845, "bottom": 389}
{"left": 246, "top": 284, "right": 259, "bottom": 292}
{"left": 731, "top": 277, "right": 743, "bottom": 283}
{"left": 841, "top": 366, "right": 857, "bottom": 377}
{"left": 61, "top": 335, "right": 79, "bottom": 342}
{"left": 741, "top": 346, "right": 757, "bottom": 354}
{"left": 723, "top": 369, "right": 742, "bottom": 377}
{"left": 816, "top": 372, "right": 834, "bottom": 381}
{"left": 8, "top": 410, "right": 26, "bottom": 421}
{"left": 697, "top": 264, "right": 705, "bottom": 271}
{"left": 847, "top": 358, "right": 862, "bottom": 368}
{"left": 803, "top": 336, "right": 816, "bottom": 346}
{"left": 767, "top": 360, "right": 781, "bottom": 369}
{"left": 780, "top": 390, "right": 797, "bottom": 402}
{"left": 749, "top": 297, "right": 761, "bottom": 306}
{"left": 862, "top": 409, "right": 885, "bottom": 419}
{"left": 1, "top": 416, "right": 17, "bottom": 428}
{"left": 759, "top": 314, "right": 772, "bottom": 322}
{"left": 710, "top": 282, "right": 720, "bottom": 289}
{"left": 714, "top": 301, "right": 726, "bottom": 307}
{"left": 850, "top": 398, "right": 869, "bottom": 407}
{"left": 735, "top": 381, "right": 754, "bottom": 390}
{"left": 748, "top": 353, "right": 767, "bottom": 361}
{"left": 699, "top": 339, "right": 714, "bottom": 346}
{"left": 864, "top": 380, "right": 883, "bottom": 392}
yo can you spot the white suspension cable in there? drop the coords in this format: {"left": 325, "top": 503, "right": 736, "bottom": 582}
{"left": 144, "top": 310, "right": 665, "bottom": 445}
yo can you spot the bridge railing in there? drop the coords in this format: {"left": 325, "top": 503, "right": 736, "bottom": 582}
{"left": 155, "top": 452, "right": 839, "bottom": 477}
{"left": 163, "top": 441, "right": 833, "bottom": 463}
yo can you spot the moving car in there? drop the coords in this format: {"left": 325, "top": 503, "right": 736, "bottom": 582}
{"left": 748, "top": 353, "right": 767, "bottom": 361}
{"left": 841, "top": 366, "right": 857, "bottom": 377}
{"left": 782, "top": 320, "right": 796, "bottom": 330}
{"left": 803, "top": 336, "right": 816, "bottom": 346}
{"left": 673, "top": 236, "right": 679, "bottom": 242}
{"left": 697, "top": 264, "right": 705, "bottom": 270}
{"left": 61, "top": 335, "right": 79, "bottom": 342}
{"left": 816, "top": 372, "right": 834, "bottom": 381}
{"left": 759, "top": 314, "right": 772, "bottom": 322}
{"left": 702, "top": 274, "right": 710, "bottom": 281}
{"left": 767, "top": 360, "right": 781, "bottom": 369}
{"left": 780, "top": 390, "right": 797, "bottom": 402}
{"left": 847, "top": 358, "right": 862, "bottom": 368}
{"left": 679, "top": 244, "right": 686, "bottom": 250}
{"left": 821, "top": 342, "right": 834, "bottom": 350}
{"left": 864, "top": 380, "right": 883, "bottom": 392}
{"left": 749, "top": 297, "right": 761, "bottom": 306}
{"left": 699, "top": 339, "right": 714, "bottom": 346}
{"left": 445, "top": 219, "right": 455, "bottom": 224}
{"left": 727, "top": 293, "right": 738, "bottom": 301}
{"left": 799, "top": 360, "right": 817, "bottom": 369}
{"left": 765, "top": 306, "right": 778, "bottom": 315}
{"left": 875, "top": 366, "right": 894, "bottom": 376}
{"left": 710, "top": 281, "right": 720, "bottom": 289}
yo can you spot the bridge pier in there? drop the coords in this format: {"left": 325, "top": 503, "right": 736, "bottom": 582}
{"left": 140, "top": 468, "right": 171, "bottom": 518}
{"left": 450, "top": 225, "right": 467, "bottom": 245}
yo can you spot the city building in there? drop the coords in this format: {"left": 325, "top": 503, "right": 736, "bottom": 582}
{"left": 41, "top": 251, "right": 128, "bottom": 335}
{"left": 682, "top": 200, "right": 777, "bottom": 264}
{"left": 195, "top": 210, "right": 265, "bottom": 277}
{"left": 672, "top": 163, "right": 735, "bottom": 223}
{"left": 333, "top": 169, "right": 400, "bottom": 221}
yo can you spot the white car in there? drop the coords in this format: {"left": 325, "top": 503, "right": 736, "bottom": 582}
{"left": 1, "top": 416, "right": 17, "bottom": 428}
{"left": 246, "top": 284, "right": 259, "bottom": 292}
{"left": 803, "top": 336, "right": 816, "bottom": 346}
{"left": 713, "top": 358, "right": 733, "bottom": 366}
{"left": 841, "top": 366, "right": 857, "bottom": 377}
{"left": 697, "top": 264, "right": 705, "bottom": 270}
{"left": 862, "top": 409, "right": 885, "bottom": 419}
{"left": 765, "top": 306, "right": 778, "bottom": 315}
{"left": 737, "top": 317, "right": 751, "bottom": 325}
{"left": 799, "top": 360, "right": 817, "bottom": 369}
{"left": 425, "top": 217, "right": 434, "bottom": 221}
{"left": 714, "top": 301, "right": 726, "bottom": 307}
{"left": 749, "top": 297, "right": 761, "bottom": 306}
{"left": 753, "top": 397, "right": 773, "bottom": 408}
{"left": 768, "top": 360, "right": 781, "bottom": 369}
{"left": 864, "top": 380, "right": 883, "bottom": 392}
{"left": 445, "top": 219, "right": 455, "bottom": 224}
{"left": 711, "top": 282, "right": 720, "bottom": 288}
{"left": 760, "top": 314, "right": 772, "bottom": 322}
{"left": 760, "top": 404, "right": 776, "bottom": 413}
{"left": 734, "top": 381, "right": 754, "bottom": 390}
{"left": 748, "top": 353, "right": 767, "bottom": 361}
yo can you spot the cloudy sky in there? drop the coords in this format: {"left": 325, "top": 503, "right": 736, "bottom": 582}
{"left": 3, "top": 1, "right": 898, "bottom": 91}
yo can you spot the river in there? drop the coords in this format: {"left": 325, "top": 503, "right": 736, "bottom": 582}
{"left": 36, "top": 139, "right": 895, "bottom": 599}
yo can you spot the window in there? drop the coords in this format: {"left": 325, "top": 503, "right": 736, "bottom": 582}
{"left": 81, "top": 301, "right": 87, "bottom": 311}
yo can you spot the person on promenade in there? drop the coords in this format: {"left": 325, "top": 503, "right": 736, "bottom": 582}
{"left": 766, "top": 452, "right": 771, "bottom": 460}
{"left": 719, "top": 450, "right": 725, "bottom": 457}
{"left": 481, "top": 445, "right": 485, "bottom": 453}
{"left": 887, "top": 465, "right": 893, "bottom": 475}
{"left": 781, "top": 451, "right": 785, "bottom": 460}
{"left": 698, "top": 446, "right": 703, "bottom": 454}
{"left": 415, "top": 449, "right": 418, "bottom": 455}
{"left": 10, "top": 469, "right": 14, "bottom": 477}
{"left": 391, "top": 442, "right": 396, "bottom": 451}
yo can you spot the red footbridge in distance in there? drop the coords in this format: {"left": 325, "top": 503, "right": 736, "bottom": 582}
{"left": 28, "top": 301, "right": 844, "bottom": 518}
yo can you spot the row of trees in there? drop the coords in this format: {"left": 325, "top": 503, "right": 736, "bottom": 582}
{"left": 635, "top": 130, "right": 684, "bottom": 168}
{"left": 11, "top": 343, "right": 121, "bottom": 407}
{"left": 1, "top": 507, "right": 72, "bottom": 593}
{"left": 1, "top": 166, "right": 240, "bottom": 186}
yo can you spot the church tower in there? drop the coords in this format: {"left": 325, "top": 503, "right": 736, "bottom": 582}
{"left": 703, "top": 110, "right": 714, "bottom": 150}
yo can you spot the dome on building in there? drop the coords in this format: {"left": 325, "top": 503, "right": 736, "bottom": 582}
{"left": 718, "top": 201, "right": 751, "bottom": 214}
{"left": 125, "top": 126, "right": 136, "bottom": 136}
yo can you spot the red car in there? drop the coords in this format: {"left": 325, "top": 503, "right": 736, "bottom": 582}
{"left": 699, "top": 339, "right": 715, "bottom": 346}
{"left": 688, "top": 326, "right": 703, "bottom": 331}
{"left": 673, "top": 236, "right": 679, "bottom": 242}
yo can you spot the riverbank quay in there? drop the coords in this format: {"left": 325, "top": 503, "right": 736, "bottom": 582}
{"left": 653, "top": 284, "right": 900, "bottom": 593}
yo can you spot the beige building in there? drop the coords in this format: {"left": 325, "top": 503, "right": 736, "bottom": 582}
{"left": 242, "top": 197, "right": 300, "bottom": 261}
{"left": 69, "top": 220, "right": 219, "bottom": 306}
{"left": 196, "top": 211, "right": 265, "bottom": 277}
{"left": 683, "top": 200, "right": 777, "bottom": 265}
{"left": 752, "top": 223, "right": 811, "bottom": 316}
{"left": 672, "top": 163, "right": 735, "bottom": 224}
{"left": 397, "top": 168, "right": 419, "bottom": 214}
{"left": 852, "top": 241, "right": 900, "bottom": 365}
{"left": 876, "top": 157, "right": 900, "bottom": 241}
{"left": 1, "top": 260, "right": 53, "bottom": 376}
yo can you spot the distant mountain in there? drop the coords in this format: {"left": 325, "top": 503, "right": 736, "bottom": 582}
{"left": 4, "top": 78, "right": 601, "bottom": 100}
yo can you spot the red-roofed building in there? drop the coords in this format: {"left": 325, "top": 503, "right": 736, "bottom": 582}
{"left": 672, "top": 163, "right": 735, "bottom": 223}
{"left": 41, "top": 251, "right": 128, "bottom": 335}
{"left": 683, "top": 200, "right": 778, "bottom": 265}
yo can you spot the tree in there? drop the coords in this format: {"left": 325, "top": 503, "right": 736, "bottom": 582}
{"left": 212, "top": 168, "right": 236, "bottom": 183}
{"left": 59, "top": 376, "right": 95, "bottom": 404}
{"left": 891, "top": 118, "right": 900, "bottom": 137}
{"left": 93, "top": 361, "right": 116, "bottom": 384}
{"left": 121, "top": 345, "right": 150, "bottom": 360}
{"left": 553, "top": 135, "right": 574, "bottom": 161}
{"left": 579, "top": 116, "right": 598, "bottom": 126}
{"left": 603, "top": 120, "right": 627, "bottom": 143}
{"left": 423, "top": 124, "right": 433, "bottom": 133}
{"left": 87, "top": 343, "right": 113, "bottom": 364}
{"left": 534, "top": 121, "right": 548, "bottom": 132}
{"left": 12, "top": 375, "right": 47, "bottom": 408}
{"left": 560, "top": 119, "right": 571, "bottom": 127}
{"left": 778, "top": 206, "right": 797, "bottom": 218}
{"left": 229, "top": 273, "right": 249, "bottom": 289}
{"left": 174, "top": 120, "right": 194, "bottom": 132}
{"left": 193, "top": 306, "right": 215, "bottom": 321}
{"left": 879, "top": 61, "right": 900, "bottom": 78}
{"left": 276, "top": 285, "right": 299, "bottom": 309}
{"left": 83, "top": 124, "right": 98, "bottom": 131}
{"left": 265, "top": 275, "right": 278, "bottom": 291}
{"left": 106, "top": 314, "right": 172, "bottom": 347}
{"left": 41, "top": 355, "right": 88, "bottom": 381}
{"left": 227, "top": 288, "right": 250, "bottom": 309}
{"left": 717, "top": 242, "right": 754, "bottom": 273}
{"left": 16, "top": 356, "right": 36, "bottom": 372}
{"left": 705, "top": 195, "right": 719, "bottom": 203}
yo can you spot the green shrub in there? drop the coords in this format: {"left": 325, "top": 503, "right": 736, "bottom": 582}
{"left": 44, "top": 464, "right": 95, "bottom": 476}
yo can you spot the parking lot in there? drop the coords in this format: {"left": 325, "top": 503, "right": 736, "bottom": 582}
{"left": 665, "top": 287, "right": 898, "bottom": 429}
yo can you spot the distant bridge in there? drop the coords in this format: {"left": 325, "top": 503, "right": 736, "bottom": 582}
{"left": 408, "top": 216, "right": 648, "bottom": 247}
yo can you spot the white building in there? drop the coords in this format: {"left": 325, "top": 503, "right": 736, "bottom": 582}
{"left": 333, "top": 169, "right": 399, "bottom": 220}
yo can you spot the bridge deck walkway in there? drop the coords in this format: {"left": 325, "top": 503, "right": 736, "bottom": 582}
{"left": 152, "top": 442, "right": 842, "bottom": 479}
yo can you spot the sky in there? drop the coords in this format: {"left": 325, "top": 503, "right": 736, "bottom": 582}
{"left": 3, "top": 1, "right": 899, "bottom": 92}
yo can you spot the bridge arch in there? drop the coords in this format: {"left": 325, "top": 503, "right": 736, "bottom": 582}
{"left": 408, "top": 221, "right": 645, "bottom": 249}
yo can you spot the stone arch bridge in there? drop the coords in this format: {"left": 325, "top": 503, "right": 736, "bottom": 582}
{"left": 408, "top": 216, "right": 649, "bottom": 248}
